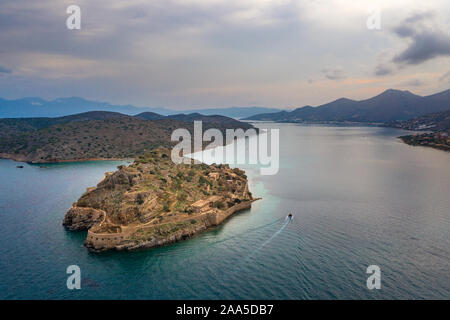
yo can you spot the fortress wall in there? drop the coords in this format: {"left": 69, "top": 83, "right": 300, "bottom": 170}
{"left": 86, "top": 230, "right": 125, "bottom": 250}
{"left": 85, "top": 200, "right": 254, "bottom": 251}
{"left": 211, "top": 200, "right": 253, "bottom": 226}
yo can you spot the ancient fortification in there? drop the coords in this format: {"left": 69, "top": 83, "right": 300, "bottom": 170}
{"left": 63, "top": 148, "right": 257, "bottom": 252}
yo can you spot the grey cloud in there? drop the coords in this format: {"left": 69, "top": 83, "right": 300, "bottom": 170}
{"left": 0, "top": 0, "right": 448, "bottom": 108}
{"left": 439, "top": 70, "right": 450, "bottom": 82}
{"left": 393, "top": 25, "right": 415, "bottom": 38}
{"left": 400, "top": 79, "right": 424, "bottom": 87}
{"left": 393, "top": 31, "right": 450, "bottom": 64}
{"left": 392, "top": 12, "right": 450, "bottom": 65}
{"left": 404, "top": 11, "right": 436, "bottom": 24}
{"left": 322, "top": 67, "right": 345, "bottom": 80}
{"left": 374, "top": 64, "right": 393, "bottom": 76}
{"left": 393, "top": 11, "right": 436, "bottom": 37}
{"left": 0, "top": 65, "right": 12, "bottom": 73}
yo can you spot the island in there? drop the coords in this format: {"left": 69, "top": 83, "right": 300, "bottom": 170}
{"left": 63, "top": 148, "right": 257, "bottom": 252}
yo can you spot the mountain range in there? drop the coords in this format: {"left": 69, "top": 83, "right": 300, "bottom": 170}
{"left": 244, "top": 89, "right": 450, "bottom": 123}
{"left": 0, "top": 97, "right": 279, "bottom": 119}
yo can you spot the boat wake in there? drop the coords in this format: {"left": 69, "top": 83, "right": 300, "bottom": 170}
{"left": 239, "top": 214, "right": 293, "bottom": 264}
{"left": 207, "top": 218, "right": 283, "bottom": 247}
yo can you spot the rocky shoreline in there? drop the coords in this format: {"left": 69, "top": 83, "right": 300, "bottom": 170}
{"left": 83, "top": 200, "right": 256, "bottom": 252}
{"left": 0, "top": 152, "right": 131, "bottom": 164}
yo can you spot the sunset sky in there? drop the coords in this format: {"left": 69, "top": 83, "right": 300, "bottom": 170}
{"left": 0, "top": 0, "right": 449, "bottom": 110}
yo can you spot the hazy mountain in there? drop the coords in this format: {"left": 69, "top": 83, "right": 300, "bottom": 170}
{"left": 180, "top": 107, "right": 281, "bottom": 119}
{"left": 0, "top": 97, "right": 172, "bottom": 118}
{"left": 0, "top": 97, "right": 280, "bottom": 119}
{"left": 245, "top": 89, "right": 450, "bottom": 123}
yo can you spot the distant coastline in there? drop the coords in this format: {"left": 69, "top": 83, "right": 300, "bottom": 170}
{"left": 0, "top": 152, "right": 132, "bottom": 164}
{"left": 399, "top": 134, "right": 450, "bottom": 152}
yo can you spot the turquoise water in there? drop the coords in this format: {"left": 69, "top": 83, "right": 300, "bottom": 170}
{"left": 0, "top": 124, "right": 449, "bottom": 299}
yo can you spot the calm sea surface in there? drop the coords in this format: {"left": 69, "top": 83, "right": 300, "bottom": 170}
{"left": 0, "top": 123, "right": 449, "bottom": 299}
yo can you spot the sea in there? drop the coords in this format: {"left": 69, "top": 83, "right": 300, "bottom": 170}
{"left": 0, "top": 123, "right": 449, "bottom": 299}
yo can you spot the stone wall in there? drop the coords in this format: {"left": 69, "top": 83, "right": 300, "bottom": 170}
{"left": 86, "top": 229, "right": 126, "bottom": 250}
{"left": 84, "top": 199, "right": 255, "bottom": 252}
{"left": 208, "top": 200, "right": 253, "bottom": 226}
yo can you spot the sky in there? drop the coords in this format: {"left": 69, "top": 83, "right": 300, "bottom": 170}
{"left": 0, "top": 0, "right": 449, "bottom": 110}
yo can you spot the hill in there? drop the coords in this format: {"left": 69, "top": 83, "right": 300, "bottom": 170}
{"left": 386, "top": 110, "right": 450, "bottom": 131}
{"left": 134, "top": 112, "right": 166, "bottom": 120}
{"left": 0, "top": 111, "right": 132, "bottom": 138}
{"left": 390, "top": 110, "right": 450, "bottom": 152}
{"left": 135, "top": 112, "right": 254, "bottom": 129}
{"left": 179, "top": 107, "right": 281, "bottom": 119}
{"left": 245, "top": 89, "right": 450, "bottom": 123}
{"left": 0, "top": 111, "right": 255, "bottom": 163}
{"left": 142, "top": 112, "right": 254, "bottom": 129}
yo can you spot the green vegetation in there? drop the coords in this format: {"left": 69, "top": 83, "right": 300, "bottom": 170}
{"left": 68, "top": 147, "right": 252, "bottom": 230}
{"left": 400, "top": 132, "right": 450, "bottom": 151}
{"left": 0, "top": 111, "right": 255, "bottom": 163}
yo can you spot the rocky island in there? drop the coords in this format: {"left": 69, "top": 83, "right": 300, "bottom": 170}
{"left": 63, "top": 148, "right": 256, "bottom": 252}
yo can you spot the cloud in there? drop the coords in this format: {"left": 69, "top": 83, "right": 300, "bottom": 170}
{"left": 322, "top": 67, "right": 345, "bottom": 80}
{"left": 0, "top": 65, "right": 12, "bottom": 74}
{"left": 392, "top": 11, "right": 450, "bottom": 65}
{"left": 439, "top": 70, "right": 450, "bottom": 82}
{"left": 0, "top": 0, "right": 449, "bottom": 108}
{"left": 374, "top": 64, "right": 393, "bottom": 76}
{"left": 399, "top": 78, "right": 424, "bottom": 87}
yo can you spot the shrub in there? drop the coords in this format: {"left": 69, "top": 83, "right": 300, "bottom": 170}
{"left": 136, "top": 193, "right": 144, "bottom": 205}
{"left": 176, "top": 171, "right": 185, "bottom": 179}
{"left": 198, "top": 175, "right": 211, "bottom": 186}
{"left": 215, "top": 201, "right": 225, "bottom": 209}
{"left": 177, "top": 193, "right": 187, "bottom": 201}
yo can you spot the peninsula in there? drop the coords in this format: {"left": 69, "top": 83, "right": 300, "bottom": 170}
{"left": 63, "top": 148, "right": 257, "bottom": 252}
{"left": 0, "top": 111, "right": 254, "bottom": 163}
{"left": 390, "top": 110, "right": 450, "bottom": 152}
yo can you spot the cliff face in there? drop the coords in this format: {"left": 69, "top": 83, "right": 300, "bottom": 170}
{"left": 63, "top": 207, "right": 105, "bottom": 231}
{"left": 63, "top": 148, "right": 256, "bottom": 252}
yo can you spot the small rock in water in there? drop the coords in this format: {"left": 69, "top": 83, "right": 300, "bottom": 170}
{"left": 16, "top": 165, "right": 24, "bottom": 168}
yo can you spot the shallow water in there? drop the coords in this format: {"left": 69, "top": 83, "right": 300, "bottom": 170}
{"left": 0, "top": 124, "right": 449, "bottom": 299}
